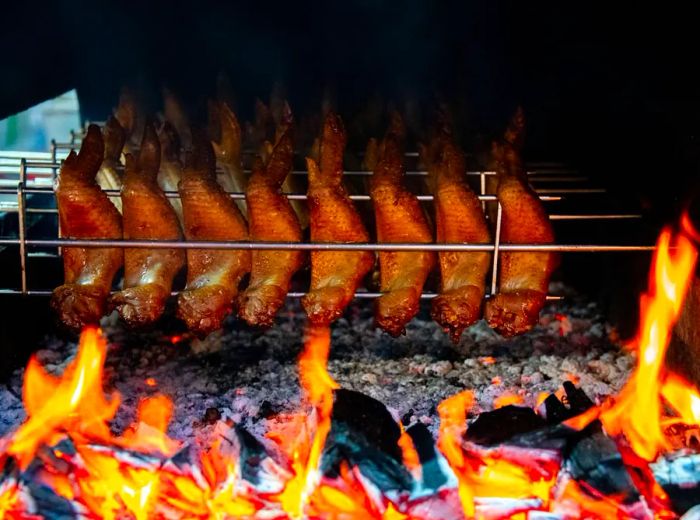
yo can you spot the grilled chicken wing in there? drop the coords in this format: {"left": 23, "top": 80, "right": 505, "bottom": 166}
{"left": 370, "top": 132, "right": 436, "bottom": 336}
{"left": 302, "top": 113, "right": 374, "bottom": 325}
{"left": 484, "top": 110, "right": 556, "bottom": 337}
{"left": 51, "top": 125, "right": 123, "bottom": 330}
{"left": 109, "top": 123, "right": 185, "bottom": 327}
{"left": 177, "top": 134, "right": 251, "bottom": 336}
{"left": 210, "top": 101, "right": 248, "bottom": 216}
{"left": 429, "top": 137, "right": 491, "bottom": 342}
{"left": 157, "top": 121, "right": 184, "bottom": 222}
{"left": 95, "top": 116, "right": 126, "bottom": 213}
{"left": 238, "top": 125, "right": 304, "bottom": 328}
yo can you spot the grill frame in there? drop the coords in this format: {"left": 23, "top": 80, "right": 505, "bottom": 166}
{"left": 0, "top": 126, "right": 652, "bottom": 300}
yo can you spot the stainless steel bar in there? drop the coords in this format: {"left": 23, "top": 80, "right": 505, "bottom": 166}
{"left": 0, "top": 186, "right": 564, "bottom": 202}
{"left": 0, "top": 288, "right": 564, "bottom": 301}
{"left": 490, "top": 202, "right": 503, "bottom": 295}
{"left": 17, "top": 161, "right": 28, "bottom": 295}
{"left": 0, "top": 237, "right": 658, "bottom": 252}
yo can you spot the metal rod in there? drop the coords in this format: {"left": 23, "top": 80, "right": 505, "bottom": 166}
{"left": 0, "top": 288, "right": 564, "bottom": 301}
{"left": 490, "top": 202, "right": 503, "bottom": 295}
{"left": 0, "top": 237, "right": 657, "bottom": 252}
{"left": 17, "top": 161, "right": 28, "bottom": 295}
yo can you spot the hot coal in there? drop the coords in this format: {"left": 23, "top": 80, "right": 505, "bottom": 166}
{"left": 466, "top": 405, "right": 547, "bottom": 445}
{"left": 651, "top": 452, "right": 700, "bottom": 515}
{"left": 406, "top": 423, "right": 451, "bottom": 492}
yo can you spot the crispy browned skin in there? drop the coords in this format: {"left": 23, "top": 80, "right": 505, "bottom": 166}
{"left": 238, "top": 125, "right": 304, "bottom": 328}
{"left": 51, "top": 125, "right": 123, "bottom": 330}
{"left": 302, "top": 113, "right": 374, "bottom": 325}
{"left": 429, "top": 138, "right": 491, "bottom": 342}
{"left": 109, "top": 123, "right": 185, "bottom": 327}
{"left": 371, "top": 132, "right": 436, "bottom": 336}
{"left": 484, "top": 110, "right": 556, "bottom": 337}
{"left": 177, "top": 134, "right": 251, "bottom": 336}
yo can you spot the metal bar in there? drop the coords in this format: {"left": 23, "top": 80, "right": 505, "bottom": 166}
{"left": 17, "top": 161, "right": 28, "bottom": 295}
{"left": 490, "top": 202, "right": 503, "bottom": 295}
{"left": 0, "top": 237, "right": 657, "bottom": 252}
{"left": 0, "top": 288, "right": 564, "bottom": 301}
{"left": 0, "top": 186, "right": 564, "bottom": 202}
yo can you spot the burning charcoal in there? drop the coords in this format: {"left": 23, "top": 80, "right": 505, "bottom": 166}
{"left": 321, "top": 389, "right": 413, "bottom": 494}
{"left": 406, "top": 422, "right": 453, "bottom": 493}
{"left": 565, "top": 430, "right": 640, "bottom": 503}
{"left": 466, "top": 405, "right": 546, "bottom": 445}
{"left": 203, "top": 407, "right": 222, "bottom": 425}
{"left": 651, "top": 452, "right": 700, "bottom": 515}
{"left": 330, "top": 389, "right": 403, "bottom": 462}
{"left": 24, "top": 481, "right": 81, "bottom": 519}
{"left": 544, "top": 394, "right": 570, "bottom": 424}
{"left": 562, "top": 381, "right": 594, "bottom": 415}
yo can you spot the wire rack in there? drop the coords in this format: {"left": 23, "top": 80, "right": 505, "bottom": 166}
{"left": 0, "top": 125, "right": 653, "bottom": 301}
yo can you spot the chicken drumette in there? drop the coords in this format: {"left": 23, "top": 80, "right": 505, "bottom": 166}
{"left": 51, "top": 125, "right": 123, "bottom": 330}
{"left": 484, "top": 110, "right": 557, "bottom": 337}
{"left": 177, "top": 134, "right": 251, "bottom": 336}
{"left": 302, "top": 113, "right": 374, "bottom": 325}
{"left": 109, "top": 123, "right": 185, "bottom": 327}
{"left": 238, "top": 123, "right": 304, "bottom": 328}
{"left": 370, "top": 128, "right": 435, "bottom": 336}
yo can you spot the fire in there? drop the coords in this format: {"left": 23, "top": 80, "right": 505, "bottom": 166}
{"left": 437, "top": 390, "right": 475, "bottom": 517}
{"left": 493, "top": 392, "right": 525, "bottom": 408}
{"left": 597, "top": 227, "right": 698, "bottom": 461}
{"left": 277, "top": 324, "right": 339, "bottom": 518}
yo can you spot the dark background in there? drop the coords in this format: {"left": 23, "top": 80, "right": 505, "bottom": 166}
{"left": 2, "top": 1, "right": 700, "bottom": 208}
{"left": 1, "top": 1, "right": 699, "bottom": 376}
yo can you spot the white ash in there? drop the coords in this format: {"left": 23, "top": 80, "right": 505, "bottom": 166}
{"left": 0, "top": 289, "right": 633, "bottom": 443}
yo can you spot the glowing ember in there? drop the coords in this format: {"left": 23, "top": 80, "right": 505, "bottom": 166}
{"left": 1, "top": 222, "right": 700, "bottom": 517}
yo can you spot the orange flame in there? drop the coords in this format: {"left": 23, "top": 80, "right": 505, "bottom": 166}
{"left": 8, "top": 327, "right": 120, "bottom": 469}
{"left": 278, "top": 324, "right": 339, "bottom": 518}
{"left": 437, "top": 390, "right": 475, "bottom": 517}
{"left": 599, "top": 227, "right": 698, "bottom": 461}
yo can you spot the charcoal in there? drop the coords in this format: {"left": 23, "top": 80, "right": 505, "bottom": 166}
{"left": 321, "top": 389, "right": 413, "bottom": 493}
{"left": 651, "top": 452, "right": 700, "bottom": 515}
{"left": 234, "top": 425, "right": 270, "bottom": 485}
{"left": 562, "top": 381, "right": 594, "bottom": 415}
{"left": 466, "top": 405, "right": 547, "bottom": 445}
{"left": 25, "top": 481, "right": 80, "bottom": 520}
{"left": 406, "top": 422, "right": 451, "bottom": 492}
{"left": 565, "top": 429, "right": 640, "bottom": 503}
{"left": 544, "top": 394, "right": 570, "bottom": 423}
{"left": 331, "top": 389, "right": 403, "bottom": 462}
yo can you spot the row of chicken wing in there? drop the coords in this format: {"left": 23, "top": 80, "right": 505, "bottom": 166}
{"left": 51, "top": 103, "right": 556, "bottom": 340}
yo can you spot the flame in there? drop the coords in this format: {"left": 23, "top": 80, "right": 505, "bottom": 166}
{"left": 437, "top": 390, "right": 475, "bottom": 517}
{"left": 598, "top": 227, "right": 698, "bottom": 461}
{"left": 277, "top": 324, "right": 339, "bottom": 518}
{"left": 8, "top": 327, "right": 119, "bottom": 469}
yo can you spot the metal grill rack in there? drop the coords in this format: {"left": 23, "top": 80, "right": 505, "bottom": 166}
{"left": 0, "top": 126, "right": 653, "bottom": 301}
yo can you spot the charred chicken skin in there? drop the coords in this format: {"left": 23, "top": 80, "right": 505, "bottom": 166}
{"left": 238, "top": 124, "right": 304, "bottom": 328}
{"left": 428, "top": 137, "right": 492, "bottom": 342}
{"left": 51, "top": 125, "right": 123, "bottom": 330}
{"left": 109, "top": 123, "right": 186, "bottom": 328}
{"left": 177, "top": 134, "right": 251, "bottom": 336}
{"left": 484, "top": 110, "right": 556, "bottom": 337}
{"left": 371, "top": 131, "right": 436, "bottom": 336}
{"left": 302, "top": 113, "right": 374, "bottom": 325}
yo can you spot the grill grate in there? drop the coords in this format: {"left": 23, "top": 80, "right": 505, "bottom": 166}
{"left": 0, "top": 125, "right": 651, "bottom": 299}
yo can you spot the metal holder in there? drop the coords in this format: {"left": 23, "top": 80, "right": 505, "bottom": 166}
{"left": 0, "top": 132, "right": 651, "bottom": 299}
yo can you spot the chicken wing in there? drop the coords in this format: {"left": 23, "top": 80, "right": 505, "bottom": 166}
{"left": 157, "top": 121, "right": 184, "bottom": 222}
{"left": 371, "top": 131, "right": 435, "bottom": 336}
{"left": 96, "top": 116, "right": 126, "bottom": 213}
{"left": 210, "top": 101, "right": 248, "bottom": 216}
{"left": 429, "top": 137, "right": 491, "bottom": 342}
{"left": 302, "top": 113, "right": 374, "bottom": 325}
{"left": 484, "top": 110, "right": 557, "bottom": 337}
{"left": 109, "top": 123, "right": 186, "bottom": 327}
{"left": 177, "top": 133, "right": 251, "bottom": 336}
{"left": 238, "top": 124, "right": 304, "bottom": 328}
{"left": 51, "top": 125, "right": 123, "bottom": 330}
